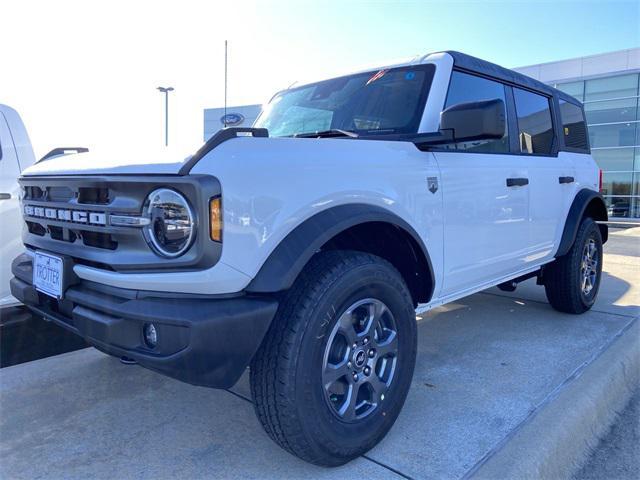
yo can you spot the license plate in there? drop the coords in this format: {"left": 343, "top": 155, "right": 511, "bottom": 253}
{"left": 33, "top": 251, "right": 64, "bottom": 299}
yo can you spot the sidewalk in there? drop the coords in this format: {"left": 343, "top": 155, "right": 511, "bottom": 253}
{"left": 1, "top": 240, "right": 638, "bottom": 479}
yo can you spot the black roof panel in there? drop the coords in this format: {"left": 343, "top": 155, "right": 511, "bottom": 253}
{"left": 441, "top": 51, "right": 582, "bottom": 105}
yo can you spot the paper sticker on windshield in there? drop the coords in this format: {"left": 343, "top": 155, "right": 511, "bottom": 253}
{"left": 366, "top": 69, "right": 387, "bottom": 85}
{"left": 405, "top": 71, "right": 416, "bottom": 80}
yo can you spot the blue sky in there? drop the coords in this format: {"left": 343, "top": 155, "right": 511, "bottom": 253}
{"left": 257, "top": 0, "right": 639, "bottom": 70}
{"left": 1, "top": 0, "right": 638, "bottom": 156}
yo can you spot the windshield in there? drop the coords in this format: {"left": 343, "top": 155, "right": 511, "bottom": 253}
{"left": 255, "top": 64, "right": 435, "bottom": 137}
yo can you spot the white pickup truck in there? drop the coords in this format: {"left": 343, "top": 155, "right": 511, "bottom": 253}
{"left": 1, "top": 104, "right": 36, "bottom": 308}
{"left": 11, "top": 51, "right": 607, "bottom": 466}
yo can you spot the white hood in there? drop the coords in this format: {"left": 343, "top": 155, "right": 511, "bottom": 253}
{"left": 22, "top": 146, "right": 193, "bottom": 176}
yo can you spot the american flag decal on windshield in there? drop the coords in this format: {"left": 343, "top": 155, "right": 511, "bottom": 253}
{"left": 366, "top": 69, "right": 388, "bottom": 85}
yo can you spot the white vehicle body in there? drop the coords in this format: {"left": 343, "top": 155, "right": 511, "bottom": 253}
{"left": 0, "top": 104, "right": 35, "bottom": 307}
{"left": 20, "top": 52, "right": 600, "bottom": 311}
{"left": 12, "top": 51, "right": 608, "bottom": 465}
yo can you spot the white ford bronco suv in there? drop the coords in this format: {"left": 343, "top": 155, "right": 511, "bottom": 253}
{"left": 11, "top": 51, "right": 607, "bottom": 466}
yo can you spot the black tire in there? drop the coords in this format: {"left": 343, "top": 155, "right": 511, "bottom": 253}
{"left": 544, "top": 217, "right": 603, "bottom": 314}
{"left": 250, "top": 250, "right": 417, "bottom": 466}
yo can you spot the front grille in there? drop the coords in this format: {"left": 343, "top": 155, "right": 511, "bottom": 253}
{"left": 26, "top": 221, "right": 46, "bottom": 236}
{"left": 78, "top": 187, "right": 110, "bottom": 205}
{"left": 81, "top": 230, "right": 117, "bottom": 250}
{"left": 19, "top": 175, "right": 222, "bottom": 272}
{"left": 47, "top": 186, "right": 75, "bottom": 202}
{"left": 21, "top": 178, "right": 140, "bottom": 257}
{"left": 49, "top": 225, "right": 77, "bottom": 243}
{"left": 24, "top": 186, "right": 45, "bottom": 200}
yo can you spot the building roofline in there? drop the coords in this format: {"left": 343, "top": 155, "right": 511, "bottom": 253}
{"left": 513, "top": 47, "right": 640, "bottom": 70}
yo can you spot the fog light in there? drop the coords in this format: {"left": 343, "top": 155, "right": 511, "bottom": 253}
{"left": 143, "top": 323, "right": 158, "bottom": 349}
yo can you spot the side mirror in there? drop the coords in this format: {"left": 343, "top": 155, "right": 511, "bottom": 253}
{"left": 440, "top": 99, "right": 505, "bottom": 143}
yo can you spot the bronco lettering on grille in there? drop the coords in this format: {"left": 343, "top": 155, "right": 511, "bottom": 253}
{"left": 24, "top": 205, "right": 107, "bottom": 226}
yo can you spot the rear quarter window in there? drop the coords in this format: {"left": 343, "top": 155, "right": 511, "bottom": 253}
{"left": 559, "top": 100, "right": 589, "bottom": 152}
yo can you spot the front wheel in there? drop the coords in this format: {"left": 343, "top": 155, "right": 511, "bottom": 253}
{"left": 544, "top": 217, "right": 603, "bottom": 314}
{"left": 250, "top": 251, "right": 417, "bottom": 466}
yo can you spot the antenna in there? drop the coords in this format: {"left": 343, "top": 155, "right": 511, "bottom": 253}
{"left": 224, "top": 40, "right": 228, "bottom": 128}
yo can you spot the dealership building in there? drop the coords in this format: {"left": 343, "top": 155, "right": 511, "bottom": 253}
{"left": 203, "top": 104, "right": 261, "bottom": 141}
{"left": 516, "top": 48, "right": 640, "bottom": 219}
{"left": 204, "top": 48, "right": 640, "bottom": 219}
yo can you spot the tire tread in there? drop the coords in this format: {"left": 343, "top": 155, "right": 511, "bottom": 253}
{"left": 250, "top": 250, "right": 413, "bottom": 466}
{"left": 544, "top": 217, "right": 602, "bottom": 314}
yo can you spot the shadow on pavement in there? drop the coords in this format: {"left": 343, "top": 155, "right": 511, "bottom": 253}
{"left": 0, "top": 306, "right": 88, "bottom": 368}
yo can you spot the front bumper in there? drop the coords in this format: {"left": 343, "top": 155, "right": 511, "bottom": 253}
{"left": 11, "top": 252, "right": 278, "bottom": 388}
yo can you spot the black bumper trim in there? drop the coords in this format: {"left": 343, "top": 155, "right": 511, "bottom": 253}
{"left": 11, "top": 254, "right": 278, "bottom": 389}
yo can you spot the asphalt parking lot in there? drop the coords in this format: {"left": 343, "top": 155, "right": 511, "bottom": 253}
{"left": 0, "top": 228, "right": 638, "bottom": 479}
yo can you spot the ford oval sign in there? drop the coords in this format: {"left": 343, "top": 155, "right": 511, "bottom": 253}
{"left": 220, "top": 113, "right": 245, "bottom": 126}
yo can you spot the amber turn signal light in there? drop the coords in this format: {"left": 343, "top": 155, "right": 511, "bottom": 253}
{"left": 209, "top": 196, "right": 222, "bottom": 242}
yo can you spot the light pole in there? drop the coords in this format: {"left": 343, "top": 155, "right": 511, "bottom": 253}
{"left": 157, "top": 86, "right": 174, "bottom": 146}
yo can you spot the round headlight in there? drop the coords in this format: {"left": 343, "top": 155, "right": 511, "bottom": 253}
{"left": 144, "top": 188, "right": 196, "bottom": 258}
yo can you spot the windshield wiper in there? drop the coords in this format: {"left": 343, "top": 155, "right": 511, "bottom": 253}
{"left": 294, "top": 129, "right": 359, "bottom": 139}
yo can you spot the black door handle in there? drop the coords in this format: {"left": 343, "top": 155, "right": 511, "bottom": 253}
{"left": 0, "top": 193, "right": 12, "bottom": 200}
{"left": 506, "top": 178, "right": 529, "bottom": 187}
{"left": 559, "top": 176, "right": 575, "bottom": 184}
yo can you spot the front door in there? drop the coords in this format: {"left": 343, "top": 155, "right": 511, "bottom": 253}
{"left": 435, "top": 151, "right": 530, "bottom": 296}
{"left": 433, "top": 70, "right": 531, "bottom": 297}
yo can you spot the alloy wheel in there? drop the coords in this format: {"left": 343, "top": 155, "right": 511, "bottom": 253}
{"left": 580, "top": 238, "right": 598, "bottom": 295}
{"left": 321, "top": 298, "right": 398, "bottom": 422}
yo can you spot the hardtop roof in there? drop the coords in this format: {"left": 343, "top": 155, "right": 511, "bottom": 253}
{"left": 438, "top": 51, "right": 582, "bottom": 105}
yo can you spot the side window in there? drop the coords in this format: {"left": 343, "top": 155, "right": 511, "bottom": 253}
{"left": 559, "top": 100, "right": 589, "bottom": 152}
{"left": 441, "top": 71, "right": 509, "bottom": 153}
{"left": 513, "top": 88, "right": 555, "bottom": 154}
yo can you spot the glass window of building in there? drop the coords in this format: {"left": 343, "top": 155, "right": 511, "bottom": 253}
{"left": 601, "top": 171, "right": 633, "bottom": 196}
{"left": 441, "top": 71, "right": 509, "bottom": 153}
{"left": 605, "top": 196, "right": 634, "bottom": 218}
{"left": 589, "top": 123, "right": 637, "bottom": 148}
{"left": 592, "top": 147, "right": 636, "bottom": 171}
{"left": 585, "top": 97, "right": 638, "bottom": 124}
{"left": 513, "top": 88, "right": 554, "bottom": 154}
{"left": 535, "top": 53, "right": 640, "bottom": 218}
{"left": 556, "top": 81, "right": 584, "bottom": 101}
{"left": 584, "top": 74, "right": 639, "bottom": 102}
{"left": 583, "top": 73, "right": 639, "bottom": 218}
{"left": 559, "top": 100, "right": 589, "bottom": 151}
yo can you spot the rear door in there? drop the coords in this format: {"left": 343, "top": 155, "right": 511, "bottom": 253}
{"left": 433, "top": 71, "right": 531, "bottom": 297}
{"left": 514, "top": 89, "right": 576, "bottom": 262}
{"left": 512, "top": 88, "right": 565, "bottom": 261}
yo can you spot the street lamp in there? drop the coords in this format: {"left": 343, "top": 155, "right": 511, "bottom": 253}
{"left": 157, "top": 86, "right": 174, "bottom": 146}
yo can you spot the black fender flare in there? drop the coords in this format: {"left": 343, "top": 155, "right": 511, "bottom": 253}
{"left": 556, "top": 189, "right": 608, "bottom": 257}
{"left": 245, "top": 203, "right": 435, "bottom": 300}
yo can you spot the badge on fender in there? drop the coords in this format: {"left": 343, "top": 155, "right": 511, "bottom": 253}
{"left": 427, "top": 177, "right": 438, "bottom": 194}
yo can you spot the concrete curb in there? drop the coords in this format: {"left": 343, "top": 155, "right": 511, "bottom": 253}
{"left": 467, "top": 317, "right": 640, "bottom": 480}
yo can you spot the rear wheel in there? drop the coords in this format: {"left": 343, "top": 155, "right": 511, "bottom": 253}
{"left": 250, "top": 251, "right": 417, "bottom": 466}
{"left": 544, "top": 217, "right": 603, "bottom": 314}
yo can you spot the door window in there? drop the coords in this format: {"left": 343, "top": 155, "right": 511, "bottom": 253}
{"left": 441, "top": 71, "right": 509, "bottom": 153}
{"left": 513, "top": 88, "right": 555, "bottom": 154}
